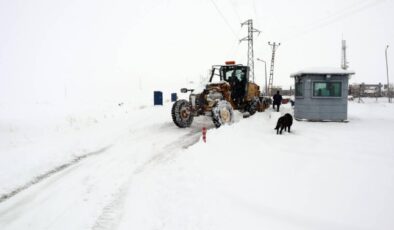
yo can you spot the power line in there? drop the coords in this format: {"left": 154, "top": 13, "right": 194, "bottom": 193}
{"left": 227, "top": 27, "right": 243, "bottom": 58}
{"left": 282, "top": 0, "right": 387, "bottom": 42}
{"left": 210, "top": 0, "right": 246, "bottom": 60}
{"left": 229, "top": 0, "right": 242, "bottom": 23}
{"left": 252, "top": 0, "right": 261, "bottom": 29}
{"left": 209, "top": 0, "right": 239, "bottom": 38}
{"left": 306, "top": 0, "right": 385, "bottom": 32}
{"left": 297, "top": 0, "right": 374, "bottom": 32}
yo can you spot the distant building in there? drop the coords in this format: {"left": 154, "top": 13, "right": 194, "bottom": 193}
{"left": 291, "top": 68, "right": 355, "bottom": 121}
{"left": 280, "top": 88, "right": 293, "bottom": 96}
{"left": 268, "top": 87, "right": 293, "bottom": 96}
{"left": 270, "top": 86, "right": 282, "bottom": 96}
{"left": 349, "top": 83, "right": 382, "bottom": 97}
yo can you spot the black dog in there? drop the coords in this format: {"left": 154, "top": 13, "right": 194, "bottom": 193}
{"left": 275, "top": 113, "right": 293, "bottom": 134}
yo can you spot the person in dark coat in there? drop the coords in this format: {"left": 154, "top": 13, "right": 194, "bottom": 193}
{"left": 272, "top": 91, "right": 283, "bottom": 112}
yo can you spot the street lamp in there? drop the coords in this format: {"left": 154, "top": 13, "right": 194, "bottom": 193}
{"left": 385, "top": 45, "right": 391, "bottom": 103}
{"left": 256, "top": 58, "right": 268, "bottom": 96}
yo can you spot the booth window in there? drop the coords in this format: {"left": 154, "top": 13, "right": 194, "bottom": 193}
{"left": 313, "top": 82, "right": 342, "bottom": 97}
{"left": 295, "top": 82, "right": 303, "bottom": 97}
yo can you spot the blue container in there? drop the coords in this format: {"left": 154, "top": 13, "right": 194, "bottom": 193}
{"left": 154, "top": 91, "right": 163, "bottom": 105}
{"left": 171, "top": 93, "right": 177, "bottom": 102}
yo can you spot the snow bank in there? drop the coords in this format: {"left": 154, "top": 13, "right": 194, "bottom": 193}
{"left": 118, "top": 98, "right": 394, "bottom": 230}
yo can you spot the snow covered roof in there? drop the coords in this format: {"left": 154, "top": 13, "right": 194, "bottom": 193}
{"left": 290, "top": 67, "right": 355, "bottom": 78}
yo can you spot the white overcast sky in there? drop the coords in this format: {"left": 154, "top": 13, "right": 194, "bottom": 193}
{"left": 0, "top": 0, "right": 393, "bottom": 103}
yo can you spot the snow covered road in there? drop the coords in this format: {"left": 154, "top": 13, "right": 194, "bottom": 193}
{"left": 0, "top": 105, "right": 211, "bottom": 230}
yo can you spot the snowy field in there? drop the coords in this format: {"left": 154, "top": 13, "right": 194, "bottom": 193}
{"left": 0, "top": 98, "right": 393, "bottom": 230}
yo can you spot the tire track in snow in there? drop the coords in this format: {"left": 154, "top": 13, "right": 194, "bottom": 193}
{"left": 133, "top": 129, "right": 202, "bottom": 174}
{"left": 0, "top": 145, "right": 112, "bottom": 204}
{"left": 91, "top": 180, "right": 129, "bottom": 230}
{"left": 91, "top": 129, "right": 202, "bottom": 230}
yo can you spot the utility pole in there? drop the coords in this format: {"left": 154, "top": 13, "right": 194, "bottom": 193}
{"left": 268, "top": 42, "right": 280, "bottom": 96}
{"left": 341, "top": 40, "right": 349, "bottom": 70}
{"left": 386, "top": 45, "right": 391, "bottom": 103}
{"left": 240, "top": 19, "right": 260, "bottom": 83}
{"left": 256, "top": 58, "right": 267, "bottom": 95}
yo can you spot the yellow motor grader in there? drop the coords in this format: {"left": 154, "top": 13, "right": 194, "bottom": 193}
{"left": 172, "top": 61, "right": 266, "bottom": 128}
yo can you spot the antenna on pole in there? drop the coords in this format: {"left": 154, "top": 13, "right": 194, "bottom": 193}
{"left": 268, "top": 41, "right": 280, "bottom": 96}
{"left": 239, "top": 19, "right": 260, "bottom": 82}
{"left": 341, "top": 39, "right": 349, "bottom": 70}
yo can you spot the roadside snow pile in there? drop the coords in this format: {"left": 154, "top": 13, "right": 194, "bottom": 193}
{"left": 118, "top": 98, "right": 394, "bottom": 230}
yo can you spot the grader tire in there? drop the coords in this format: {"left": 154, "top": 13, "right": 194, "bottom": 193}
{"left": 246, "top": 97, "right": 259, "bottom": 116}
{"left": 212, "top": 100, "right": 234, "bottom": 128}
{"left": 171, "top": 100, "right": 194, "bottom": 128}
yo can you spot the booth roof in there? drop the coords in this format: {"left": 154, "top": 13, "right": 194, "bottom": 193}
{"left": 290, "top": 67, "right": 355, "bottom": 78}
